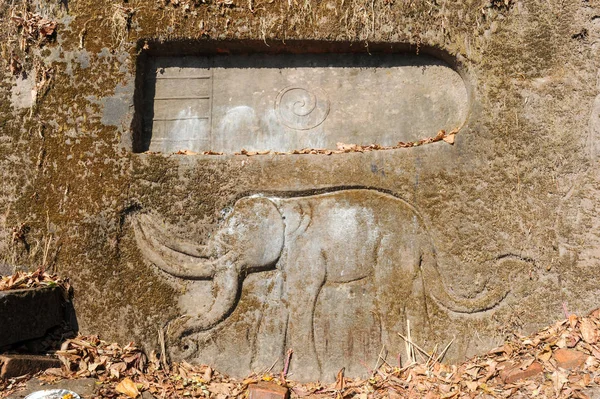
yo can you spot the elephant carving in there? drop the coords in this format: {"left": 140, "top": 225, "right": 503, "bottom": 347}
{"left": 134, "top": 189, "right": 530, "bottom": 381}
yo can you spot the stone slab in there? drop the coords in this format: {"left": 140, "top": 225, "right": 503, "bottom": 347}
{"left": 0, "top": 354, "right": 62, "bottom": 379}
{"left": 133, "top": 188, "right": 535, "bottom": 382}
{"left": 1, "top": 0, "right": 599, "bottom": 390}
{"left": 140, "top": 53, "right": 468, "bottom": 153}
{"left": 0, "top": 287, "right": 66, "bottom": 348}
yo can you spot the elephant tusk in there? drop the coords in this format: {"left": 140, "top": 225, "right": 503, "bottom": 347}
{"left": 134, "top": 216, "right": 236, "bottom": 279}
{"left": 139, "top": 214, "right": 212, "bottom": 258}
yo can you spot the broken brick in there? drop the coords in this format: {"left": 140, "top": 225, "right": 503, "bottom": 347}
{"left": 248, "top": 382, "right": 289, "bottom": 399}
{"left": 500, "top": 361, "right": 544, "bottom": 384}
{"left": 0, "top": 354, "right": 62, "bottom": 379}
{"left": 554, "top": 348, "right": 588, "bottom": 369}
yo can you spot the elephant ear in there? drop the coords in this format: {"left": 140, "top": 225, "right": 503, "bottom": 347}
{"left": 216, "top": 196, "right": 284, "bottom": 271}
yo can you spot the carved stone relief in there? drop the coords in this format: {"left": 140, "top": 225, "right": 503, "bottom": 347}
{"left": 134, "top": 189, "right": 532, "bottom": 381}
{"left": 139, "top": 54, "right": 469, "bottom": 153}
{"left": 589, "top": 69, "right": 600, "bottom": 161}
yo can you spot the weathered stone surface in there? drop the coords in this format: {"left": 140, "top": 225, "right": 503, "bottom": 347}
{"left": 135, "top": 189, "right": 532, "bottom": 381}
{"left": 0, "top": 0, "right": 599, "bottom": 386}
{"left": 248, "top": 382, "right": 289, "bottom": 399}
{"left": 0, "top": 354, "right": 61, "bottom": 379}
{"left": 140, "top": 54, "right": 468, "bottom": 153}
{"left": 0, "top": 287, "right": 65, "bottom": 348}
{"left": 0, "top": 262, "right": 14, "bottom": 277}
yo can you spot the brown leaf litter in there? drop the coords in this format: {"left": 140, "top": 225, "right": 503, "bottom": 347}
{"left": 10, "top": 10, "right": 57, "bottom": 46}
{"left": 4, "top": 310, "right": 600, "bottom": 398}
{"left": 149, "top": 129, "right": 459, "bottom": 157}
{"left": 0, "top": 268, "right": 69, "bottom": 292}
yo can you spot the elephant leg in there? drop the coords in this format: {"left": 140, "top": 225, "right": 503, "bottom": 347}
{"left": 374, "top": 235, "right": 428, "bottom": 363}
{"left": 282, "top": 247, "right": 327, "bottom": 382}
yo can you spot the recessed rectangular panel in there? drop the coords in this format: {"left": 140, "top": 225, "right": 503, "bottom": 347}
{"left": 154, "top": 78, "right": 212, "bottom": 99}
{"left": 151, "top": 98, "right": 211, "bottom": 120}
{"left": 140, "top": 53, "right": 469, "bottom": 153}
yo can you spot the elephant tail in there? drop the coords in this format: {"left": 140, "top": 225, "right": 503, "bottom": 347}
{"left": 423, "top": 253, "right": 532, "bottom": 314}
{"left": 430, "top": 283, "right": 510, "bottom": 314}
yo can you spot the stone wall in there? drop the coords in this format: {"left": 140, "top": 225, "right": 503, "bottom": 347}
{"left": 0, "top": 0, "right": 598, "bottom": 382}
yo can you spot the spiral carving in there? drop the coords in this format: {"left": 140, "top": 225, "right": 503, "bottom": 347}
{"left": 275, "top": 86, "right": 330, "bottom": 130}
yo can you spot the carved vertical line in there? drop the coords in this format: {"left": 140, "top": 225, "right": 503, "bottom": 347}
{"left": 208, "top": 68, "right": 215, "bottom": 150}
{"left": 312, "top": 250, "right": 328, "bottom": 378}
{"left": 418, "top": 253, "right": 431, "bottom": 328}
{"left": 163, "top": 118, "right": 167, "bottom": 143}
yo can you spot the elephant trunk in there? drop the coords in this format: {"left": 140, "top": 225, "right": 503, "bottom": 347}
{"left": 180, "top": 266, "right": 241, "bottom": 335}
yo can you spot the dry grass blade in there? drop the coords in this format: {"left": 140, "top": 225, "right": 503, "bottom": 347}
{"left": 398, "top": 331, "right": 433, "bottom": 364}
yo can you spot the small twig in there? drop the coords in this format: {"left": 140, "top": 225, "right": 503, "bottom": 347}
{"left": 405, "top": 320, "right": 411, "bottom": 364}
{"left": 41, "top": 236, "right": 52, "bottom": 269}
{"left": 425, "top": 344, "right": 438, "bottom": 368}
{"left": 378, "top": 354, "right": 392, "bottom": 369}
{"left": 158, "top": 326, "right": 169, "bottom": 371}
{"left": 280, "top": 349, "right": 293, "bottom": 382}
{"left": 371, "top": 345, "right": 386, "bottom": 378}
{"left": 398, "top": 332, "right": 433, "bottom": 363}
{"left": 359, "top": 359, "right": 386, "bottom": 379}
{"left": 404, "top": 320, "right": 416, "bottom": 364}
{"left": 433, "top": 337, "right": 455, "bottom": 365}
{"left": 263, "top": 357, "right": 279, "bottom": 374}
{"left": 397, "top": 361, "right": 417, "bottom": 373}
{"left": 562, "top": 302, "right": 570, "bottom": 319}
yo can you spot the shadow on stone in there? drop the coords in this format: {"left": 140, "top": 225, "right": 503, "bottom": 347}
{"left": 0, "top": 283, "right": 78, "bottom": 378}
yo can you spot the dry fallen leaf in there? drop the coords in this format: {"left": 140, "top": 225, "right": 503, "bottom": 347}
{"left": 115, "top": 377, "right": 139, "bottom": 398}
{"left": 538, "top": 347, "right": 552, "bottom": 362}
{"left": 335, "top": 367, "right": 345, "bottom": 391}
{"left": 569, "top": 314, "right": 579, "bottom": 328}
{"left": 203, "top": 366, "right": 213, "bottom": 383}
{"left": 443, "top": 133, "right": 456, "bottom": 144}
{"left": 464, "top": 380, "right": 478, "bottom": 392}
{"left": 581, "top": 319, "right": 597, "bottom": 344}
